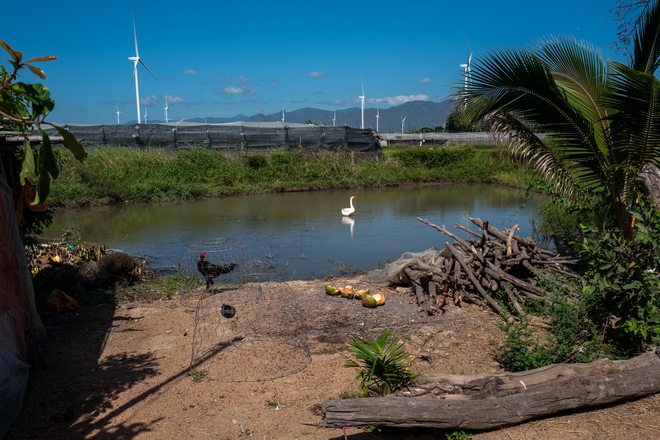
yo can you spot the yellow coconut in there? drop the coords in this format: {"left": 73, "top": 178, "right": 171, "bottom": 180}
{"left": 361, "top": 294, "right": 377, "bottom": 308}
{"left": 325, "top": 285, "right": 340, "bottom": 295}
{"left": 372, "top": 291, "right": 386, "bottom": 306}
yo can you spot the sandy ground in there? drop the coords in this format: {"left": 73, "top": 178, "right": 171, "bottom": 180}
{"left": 6, "top": 278, "right": 660, "bottom": 440}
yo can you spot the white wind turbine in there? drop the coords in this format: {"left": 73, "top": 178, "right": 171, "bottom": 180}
{"left": 281, "top": 107, "right": 285, "bottom": 122}
{"left": 459, "top": 42, "right": 472, "bottom": 93}
{"left": 401, "top": 116, "right": 406, "bottom": 134}
{"left": 164, "top": 95, "right": 170, "bottom": 123}
{"left": 333, "top": 111, "right": 336, "bottom": 127}
{"left": 358, "top": 78, "right": 366, "bottom": 129}
{"left": 375, "top": 105, "right": 379, "bottom": 132}
{"left": 143, "top": 105, "right": 148, "bottom": 124}
{"left": 115, "top": 101, "right": 125, "bottom": 124}
{"left": 128, "top": 11, "right": 158, "bottom": 124}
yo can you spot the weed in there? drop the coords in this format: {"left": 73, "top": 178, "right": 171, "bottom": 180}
{"left": 186, "top": 370, "right": 207, "bottom": 383}
{"left": 446, "top": 430, "right": 473, "bottom": 439}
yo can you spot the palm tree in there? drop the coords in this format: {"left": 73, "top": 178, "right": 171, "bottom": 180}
{"left": 458, "top": 1, "right": 660, "bottom": 239}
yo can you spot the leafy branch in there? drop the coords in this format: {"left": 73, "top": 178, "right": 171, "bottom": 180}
{"left": 1, "top": 39, "right": 87, "bottom": 206}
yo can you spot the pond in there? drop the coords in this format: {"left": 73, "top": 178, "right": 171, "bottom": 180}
{"left": 44, "top": 184, "right": 548, "bottom": 280}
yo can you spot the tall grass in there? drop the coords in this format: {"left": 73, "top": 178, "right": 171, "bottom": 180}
{"left": 49, "top": 146, "right": 531, "bottom": 208}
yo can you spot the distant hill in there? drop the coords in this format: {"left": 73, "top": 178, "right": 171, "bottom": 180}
{"left": 141, "top": 100, "right": 454, "bottom": 133}
{"left": 247, "top": 100, "right": 454, "bottom": 133}
{"left": 185, "top": 114, "right": 249, "bottom": 124}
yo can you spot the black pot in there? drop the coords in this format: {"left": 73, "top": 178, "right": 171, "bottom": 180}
{"left": 221, "top": 304, "right": 236, "bottom": 319}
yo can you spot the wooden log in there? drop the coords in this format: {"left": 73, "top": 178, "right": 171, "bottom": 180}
{"left": 453, "top": 223, "right": 482, "bottom": 239}
{"left": 404, "top": 267, "right": 431, "bottom": 313}
{"left": 502, "top": 281, "right": 524, "bottom": 317}
{"left": 418, "top": 218, "right": 474, "bottom": 255}
{"left": 469, "top": 217, "right": 539, "bottom": 250}
{"left": 453, "top": 259, "right": 462, "bottom": 279}
{"left": 485, "top": 262, "right": 548, "bottom": 298}
{"left": 428, "top": 281, "right": 439, "bottom": 311}
{"left": 446, "top": 242, "right": 508, "bottom": 318}
{"left": 506, "top": 224, "right": 518, "bottom": 255}
{"left": 322, "top": 350, "right": 660, "bottom": 430}
{"left": 416, "top": 283, "right": 430, "bottom": 314}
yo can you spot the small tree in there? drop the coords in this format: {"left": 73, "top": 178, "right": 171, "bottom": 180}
{"left": 0, "top": 40, "right": 86, "bottom": 213}
{"left": 458, "top": 3, "right": 660, "bottom": 240}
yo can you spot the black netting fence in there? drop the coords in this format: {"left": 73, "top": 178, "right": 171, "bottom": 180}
{"left": 43, "top": 122, "right": 380, "bottom": 153}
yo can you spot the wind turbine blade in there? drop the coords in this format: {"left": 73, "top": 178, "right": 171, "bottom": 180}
{"left": 132, "top": 10, "right": 139, "bottom": 57}
{"left": 139, "top": 59, "right": 159, "bottom": 82}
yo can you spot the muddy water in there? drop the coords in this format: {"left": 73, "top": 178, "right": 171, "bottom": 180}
{"left": 45, "top": 184, "right": 547, "bottom": 280}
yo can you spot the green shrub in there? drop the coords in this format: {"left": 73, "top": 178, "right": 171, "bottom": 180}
{"left": 578, "top": 200, "right": 660, "bottom": 353}
{"left": 392, "top": 147, "right": 473, "bottom": 168}
{"left": 342, "top": 330, "right": 418, "bottom": 396}
{"left": 245, "top": 153, "right": 268, "bottom": 170}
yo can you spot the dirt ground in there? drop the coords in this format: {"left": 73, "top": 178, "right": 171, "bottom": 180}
{"left": 6, "top": 278, "right": 660, "bottom": 440}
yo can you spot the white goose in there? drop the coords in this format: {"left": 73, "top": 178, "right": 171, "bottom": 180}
{"left": 341, "top": 196, "right": 356, "bottom": 216}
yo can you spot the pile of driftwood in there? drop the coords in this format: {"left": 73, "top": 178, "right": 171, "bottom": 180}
{"left": 401, "top": 217, "right": 577, "bottom": 319}
{"left": 322, "top": 347, "right": 660, "bottom": 429}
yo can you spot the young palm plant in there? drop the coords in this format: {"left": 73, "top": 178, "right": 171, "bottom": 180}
{"left": 342, "top": 330, "right": 418, "bottom": 397}
{"left": 457, "top": 1, "right": 660, "bottom": 240}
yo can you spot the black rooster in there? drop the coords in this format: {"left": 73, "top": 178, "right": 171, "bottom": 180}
{"left": 197, "top": 253, "right": 237, "bottom": 289}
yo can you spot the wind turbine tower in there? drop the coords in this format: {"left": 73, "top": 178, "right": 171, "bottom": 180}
{"left": 143, "top": 105, "right": 148, "bottom": 124}
{"left": 281, "top": 107, "right": 285, "bottom": 122}
{"left": 358, "top": 79, "right": 366, "bottom": 129}
{"left": 333, "top": 111, "right": 336, "bottom": 127}
{"left": 164, "top": 95, "right": 170, "bottom": 123}
{"left": 401, "top": 116, "right": 406, "bottom": 134}
{"left": 128, "top": 11, "right": 158, "bottom": 124}
{"left": 459, "top": 42, "right": 473, "bottom": 93}
{"left": 376, "top": 105, "right": 379, "bottom": 132}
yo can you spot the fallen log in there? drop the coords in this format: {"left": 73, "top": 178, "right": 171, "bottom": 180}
{"left": 322, "top": 349, "right": 660, "bottom": 430}
{"left": 397, "top": 349, "right": 660, "bottom": 398}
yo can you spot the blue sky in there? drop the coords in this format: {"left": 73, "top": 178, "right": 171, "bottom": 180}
{"left": 3, "top": 0, "right": 624, "bottom": 124}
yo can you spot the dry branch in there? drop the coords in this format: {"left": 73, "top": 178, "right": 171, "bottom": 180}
{"left": 406, "top": 217, "right": 573, "bottom": 315}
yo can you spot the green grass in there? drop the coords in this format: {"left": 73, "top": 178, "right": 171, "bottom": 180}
{"left": 49, "top": 146, "right": 532, "bottom": 208}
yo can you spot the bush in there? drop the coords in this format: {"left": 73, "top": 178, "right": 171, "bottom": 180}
{"left": 392, "top": 147, "right": 473, "bottom": 168}
{"left": 497, "top": 293, "right": 602, "bottom": 372}
{"left": 245, "top": 154, "right": 268, "bottom": 170}
{"left": 578, "top": 200, "right": 660, "bottom": 353}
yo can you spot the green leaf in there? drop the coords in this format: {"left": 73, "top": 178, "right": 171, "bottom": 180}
{"left": 19, "top": 139, "right": 38, "bottom": 186}
{"left": 51, "top": 124, "right": 87, "bottom": 162}
{"left": 36, "top": 131, "right": 59, "bottom": 203}
{"left": 21, "top": 82, "right": 54, "bottom": 117}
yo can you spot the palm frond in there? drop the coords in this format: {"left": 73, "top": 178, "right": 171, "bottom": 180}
{"left": 631, "top": 0, "right": 660, "bottom": 74}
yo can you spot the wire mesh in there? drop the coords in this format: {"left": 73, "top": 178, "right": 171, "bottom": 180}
{"left": 189, "top": 281, "right": 311, "bottom": 382}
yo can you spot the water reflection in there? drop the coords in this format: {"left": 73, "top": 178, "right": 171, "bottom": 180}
{"left": 341, "top": 216, "right": 355, "bottom": 237}
{"left": 45, "top": 184, "right": 546, "bottom": 280}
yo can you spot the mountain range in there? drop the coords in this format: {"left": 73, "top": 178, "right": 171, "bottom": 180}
{"left": 166, "top": 100, "right": 454, "bottom": 133}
